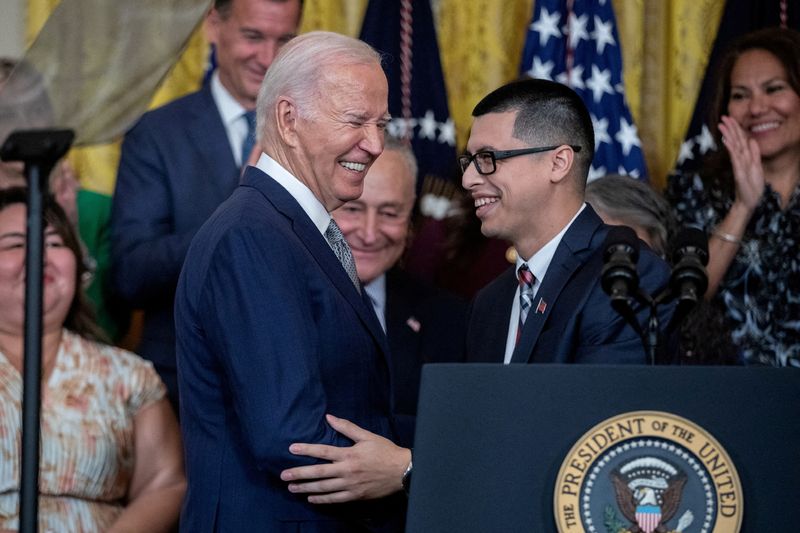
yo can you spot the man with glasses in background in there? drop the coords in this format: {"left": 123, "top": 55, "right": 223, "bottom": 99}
{"left": 460, "top": 78, "right": 672, "bottom": 365}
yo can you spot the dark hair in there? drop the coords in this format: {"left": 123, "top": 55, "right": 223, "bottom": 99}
{"left": 214, "top": 0, "right": 303, "bottom": 19}
{"left": 704, "top": 27, "right": 800, "bottom": 197}
{"left": 472, "top": 78, "right": 595, "bottom": 187}
{"left": 0, "top": 187, "right": 105, "bottom": 341}
{"left": 585, "top": 174, "right": 676, "bottom": 257}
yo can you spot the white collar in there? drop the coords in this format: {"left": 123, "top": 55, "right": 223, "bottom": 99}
{"left": 255, "top": 152, "right": 331, "bottom": 236}
{"left": 210, "top": 71, "right": 248, "bottom": 127}
{"left": 516, "top": 203, "right": 586, "bottom": 283}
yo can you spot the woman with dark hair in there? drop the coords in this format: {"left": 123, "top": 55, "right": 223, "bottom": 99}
{"left": 666, "top": 27, "right": 800, "bottom": 367}
{"left": 0, "top": 188, "right": 184, "bottom": 531}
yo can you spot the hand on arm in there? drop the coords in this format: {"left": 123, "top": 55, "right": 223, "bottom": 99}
{"left": 280, "top": 414, "right": 411, "bottom": 504}
{"left": 706, "top": 117, "right": 765, "bottom": 297}
{"left": 107, "top": 399, "right": 186, "bottom": 533}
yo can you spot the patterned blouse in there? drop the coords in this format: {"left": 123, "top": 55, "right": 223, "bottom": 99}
{"left": 666, "top": 171, "right": 800, "bottom": 367}
{"left": 0, "top": 329, "right": 166, "bottom": 532}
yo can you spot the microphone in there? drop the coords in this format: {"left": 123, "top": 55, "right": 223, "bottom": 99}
{"left": 667, "top": 227, "right": 709, "bottom": 331}
{"left": 601, "top": 225, "right": 640, "bottom": 308}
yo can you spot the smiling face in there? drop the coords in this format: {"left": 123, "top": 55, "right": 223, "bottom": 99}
{"left": 332, "top": 148, "right": 415, "bottom": 284}
{"left": 462, "top": 111, "right": 560, "bottom": 258}
{"left": 0, "top": 203, "right": 77, "bottom": 336}
{"left": 727, "top": 48, "right": 800, "bottom": 160}
{"left": 206, "top": 0, "right": 301, "bottom": 109}
{"left": 289, "top": 62, "right": 390, "bottom": 211}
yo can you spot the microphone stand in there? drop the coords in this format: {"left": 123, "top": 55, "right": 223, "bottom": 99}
{"left": 0, "top": 129, "right": 74, "bottom": 533}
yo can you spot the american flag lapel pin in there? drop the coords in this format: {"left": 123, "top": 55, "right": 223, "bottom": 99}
{"left": 406, "top": 316, "right": 421, "bottom": 332}
{"left": 536, "top": 298, "right": 547, "bottom": 314}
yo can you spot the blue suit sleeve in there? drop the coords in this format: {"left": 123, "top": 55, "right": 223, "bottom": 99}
{"left": 111, "top": 121, "right": 198, "bottom": 307}
{"left": 197, "top": 226, "right": 355, "bottom": 475}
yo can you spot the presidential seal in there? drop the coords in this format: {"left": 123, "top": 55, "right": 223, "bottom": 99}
{"left": 554, "top": 411, "right": 742, "bottom": 533}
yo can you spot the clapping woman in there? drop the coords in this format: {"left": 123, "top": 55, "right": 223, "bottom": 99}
{"left": 666, "top": 28, "right": 800, "bottom": 367}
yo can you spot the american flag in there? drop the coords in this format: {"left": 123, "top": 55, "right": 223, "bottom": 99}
{"left": 360, "top": 0, "right": 458, "bottom": 217}
{"left": 520, "top": 0, "right": 647, "bottom": 181}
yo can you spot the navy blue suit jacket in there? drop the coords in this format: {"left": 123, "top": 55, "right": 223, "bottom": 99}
{"left": 466, "top": 205, "right": 672, "bottom": 364}
{"left": 175, "top": 167, "right": 403, "bottom": 532}
{"left": 111, "top": 83, "right": 239, "bottom": 379}
{"left": 384, "top": 268, "right": 467, "bottom": 446}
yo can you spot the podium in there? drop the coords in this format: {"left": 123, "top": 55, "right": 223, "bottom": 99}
{"left": 406, "top": 364, "right": 800, "bottom": 532}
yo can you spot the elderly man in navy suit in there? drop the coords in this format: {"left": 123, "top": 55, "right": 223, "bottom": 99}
{"left": 111, "top": 0, "right": 301, "bottom": 409}
{"left": 331, "top": 137, "right": 467, "bottom": 447}
{"left": 175, "top": 32, "right": 412, "bottom": 532}
{"left": 461, "top": 79, "right": 672, "bottom": 365}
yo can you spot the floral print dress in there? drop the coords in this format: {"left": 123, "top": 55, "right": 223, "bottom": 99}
{"left": 667, "top": 171, "right": 800, "bottom": 367}
{"left": 0, "top": 329, "right": 166, "bottom": 532}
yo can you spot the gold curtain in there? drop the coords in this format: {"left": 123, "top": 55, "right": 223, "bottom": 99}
{"left": 27, "top": 0, "right": 724, "bottom": 193}
{"left": 615, "top": 0, "right": 725, "bottom": 187}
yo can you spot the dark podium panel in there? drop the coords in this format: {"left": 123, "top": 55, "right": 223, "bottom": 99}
{"left": 406, "top": 364, "right": 800, "bottom": 532}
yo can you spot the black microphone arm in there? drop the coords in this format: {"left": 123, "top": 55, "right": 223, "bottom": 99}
{"left": 664, "top": 227, "right": 709, "bottom": 332}
{"left": 600, "top": 226, "right": 642, "bottom": 337}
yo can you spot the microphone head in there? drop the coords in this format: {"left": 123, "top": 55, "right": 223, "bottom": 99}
{"left": 603, "top": 225, "right": 640, "bottom": 263}
{"left": 601, "top": 225, "right": 640, "bottom": 299}
{"left": 671, "top": 227, "right": 709, "bottom": 266}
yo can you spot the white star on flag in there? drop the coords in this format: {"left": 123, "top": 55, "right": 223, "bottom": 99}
{"left": 591, "top": 114, "right": 611, "bottom": 148}
{"left": 519, "top": 0, "right": 648, "bottom": 179}
{"left": 438, "top": 118, "right": 456, "bottom": 146}
{"left": 696, "top": 124, "right": 717, "bottom": 154}
{"left": 565, "top": 12, "right": 590, "bottom": 49}
{"left": 591, "top": 15, "right": 615, "bottom": 54}
{"left": 615, "top": 117, "right": 641, "bottom": 156}
{"left": 556, "top": 64, "right": 586, "bottom": 90}
{"left": 527, "top": 57, "right": 555, "bottom": 80}
{"left": 530, "top": 8, "right": 562, "bottom": 47}
{"left": 586, "top": 64, "right": 613, "bottom": 103}
{"left": 677, "top": 138, "right": 695, "bottom": 165}
{"left": 418, "top": 110, "right": 438, "bottom": 140}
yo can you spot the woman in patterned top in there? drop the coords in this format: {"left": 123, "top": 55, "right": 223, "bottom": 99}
{"left": 0, "top": 187, "right": 185, "bottom": 532}
{"left": 666, "top": 28, "right": 800, "bottom": 367}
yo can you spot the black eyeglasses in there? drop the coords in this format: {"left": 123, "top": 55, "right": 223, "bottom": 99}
{"left": 458, "top": 145, "right": 582, "bottom": 175}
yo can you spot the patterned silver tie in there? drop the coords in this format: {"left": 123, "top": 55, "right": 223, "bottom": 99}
{"left": 325, "top": 219, "right": 361, "bottom": 293}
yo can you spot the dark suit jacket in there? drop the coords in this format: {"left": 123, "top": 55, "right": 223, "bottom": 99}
{"left": 111, "top": 83, "right": 239, "bottom": 383}
{"left": 384, "top": 268, "right": 467, "bottom": 446}
{"left": 466, "top": 205, "right": 672, "bottom": 365}
{"left": 175, "top": 167, "right": 403, "bottom": 532}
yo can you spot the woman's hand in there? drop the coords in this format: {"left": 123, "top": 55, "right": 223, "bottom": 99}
{"left": 719, "top": 115, "right": 765, "bottom": 212}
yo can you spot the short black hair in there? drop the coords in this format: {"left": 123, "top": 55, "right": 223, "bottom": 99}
{"left": 472, "top": 78, "right": 595, "bottom": 185}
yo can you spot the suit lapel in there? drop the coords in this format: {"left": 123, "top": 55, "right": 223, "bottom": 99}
{"left": 187, "top": 85, "right": 240, "bottom": 199}
{"left": 510, "top": 206, "right": 605, "bottom": 363}
{"left": 385, "top": 269, "right": 422, "bottom": 358}
{"left": 243, "top": 168, "right": 390, "bottom": 355}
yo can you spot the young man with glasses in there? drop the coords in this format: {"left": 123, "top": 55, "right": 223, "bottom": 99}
{"left": 461, "top": 78, "right": 673, "bottom": 365}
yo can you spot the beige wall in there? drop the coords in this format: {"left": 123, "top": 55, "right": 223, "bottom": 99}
{"left": 0, "top": 0, "right": 25, "bottom": 58}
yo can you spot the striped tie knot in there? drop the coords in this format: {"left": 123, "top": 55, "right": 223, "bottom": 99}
{"left": 517, "top": 263, "right": 536, "bottom": 329}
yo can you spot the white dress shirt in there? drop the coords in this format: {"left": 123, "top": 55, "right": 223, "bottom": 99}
{"left": 364, "top": 275, "right": 387, "bottom": 332}
{"left": 210, "top": 72, "right": 252, "bottom": 167}
{"left": 503, "top": 203, "right": 587, "bottom": 363}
